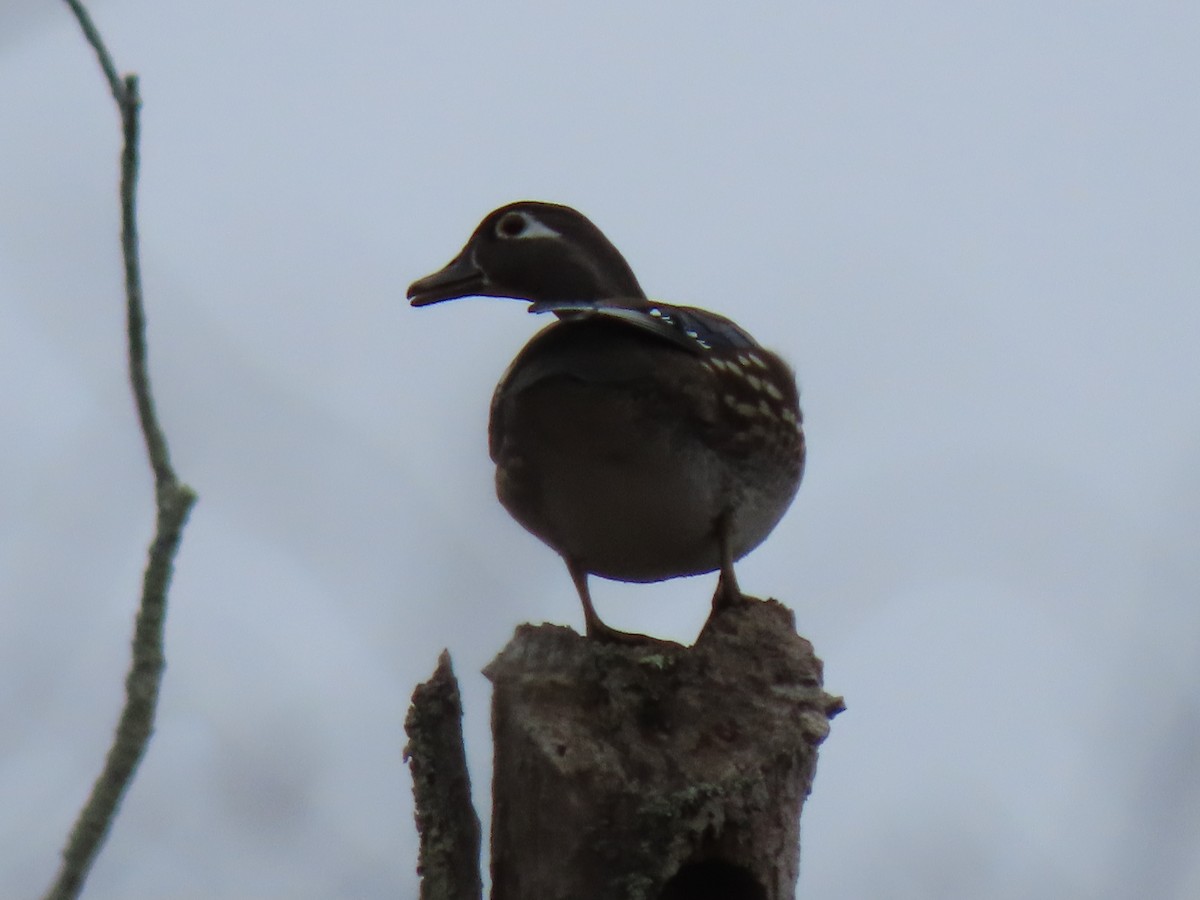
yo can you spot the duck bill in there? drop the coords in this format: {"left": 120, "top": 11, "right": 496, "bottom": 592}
{"left": 407, "top": 250, "right": 489, "bottom": 307}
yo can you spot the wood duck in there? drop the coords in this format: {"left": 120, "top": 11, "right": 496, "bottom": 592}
{"left": 408, "top": 201, "right": 805, "bottom": 641}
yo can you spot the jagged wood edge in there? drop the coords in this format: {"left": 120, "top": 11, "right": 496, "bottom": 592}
{"left": 404, "top": 651, "right": 484, "bottom": 900}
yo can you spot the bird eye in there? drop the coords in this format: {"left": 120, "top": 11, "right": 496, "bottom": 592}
{"left": 497, "top": 212, "right": 528, "bottom": 238}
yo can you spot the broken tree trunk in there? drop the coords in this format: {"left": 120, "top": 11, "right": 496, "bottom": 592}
{"left": 407, "top": 598, "right": 843, "bottom": 900}
{"left": 404, "top": 651, "right": 483, "bottom": 900}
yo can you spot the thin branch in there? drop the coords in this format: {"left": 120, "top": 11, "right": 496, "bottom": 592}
{"left": 45, "top": 4, "right": 197, "bottom": 899}
{"left": 62, "top": 0, "right": 123, "bottom": 103}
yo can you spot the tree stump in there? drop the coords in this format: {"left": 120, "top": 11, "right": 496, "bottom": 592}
{"left": 484, "top": 598, "right": 843, "bottom": 900}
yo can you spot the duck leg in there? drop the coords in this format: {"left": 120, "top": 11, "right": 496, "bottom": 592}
{"left": 710, "top": 511, "right": 746, "bottom": 613}
{"left": 566, "top": 558, "right": 661, "bottom": 644}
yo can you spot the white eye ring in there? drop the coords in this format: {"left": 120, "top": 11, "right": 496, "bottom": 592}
{"left": 495, "top": 211, "right": 561, "bottom": 241}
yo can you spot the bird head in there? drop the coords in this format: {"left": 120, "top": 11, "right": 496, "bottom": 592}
{"left": 407, "top": 201, "right": 646, "bottom": 308}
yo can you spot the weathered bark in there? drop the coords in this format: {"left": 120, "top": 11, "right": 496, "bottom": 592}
{"left": 484, "top": 598, "right": 843, "bottom": 900}
{"left": 404, "top": 651, "right": 483, "bottom": 900}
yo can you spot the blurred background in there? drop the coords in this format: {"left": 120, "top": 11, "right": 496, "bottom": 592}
{"left": 2, "top": 1, "right": 1198, "bottom": 897}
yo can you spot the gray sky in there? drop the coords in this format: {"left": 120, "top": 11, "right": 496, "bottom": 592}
{"left": 2, "top": 1, "right": 1198, "bottom": 897}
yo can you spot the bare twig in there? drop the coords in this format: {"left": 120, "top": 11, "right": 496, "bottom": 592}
{"left": 45, "top": 4, "right": 197, "bottom": 899}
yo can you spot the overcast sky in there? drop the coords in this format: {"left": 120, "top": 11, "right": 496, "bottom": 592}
{"left": 2, "top": 1, "right": 1198, "bottom": 897}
